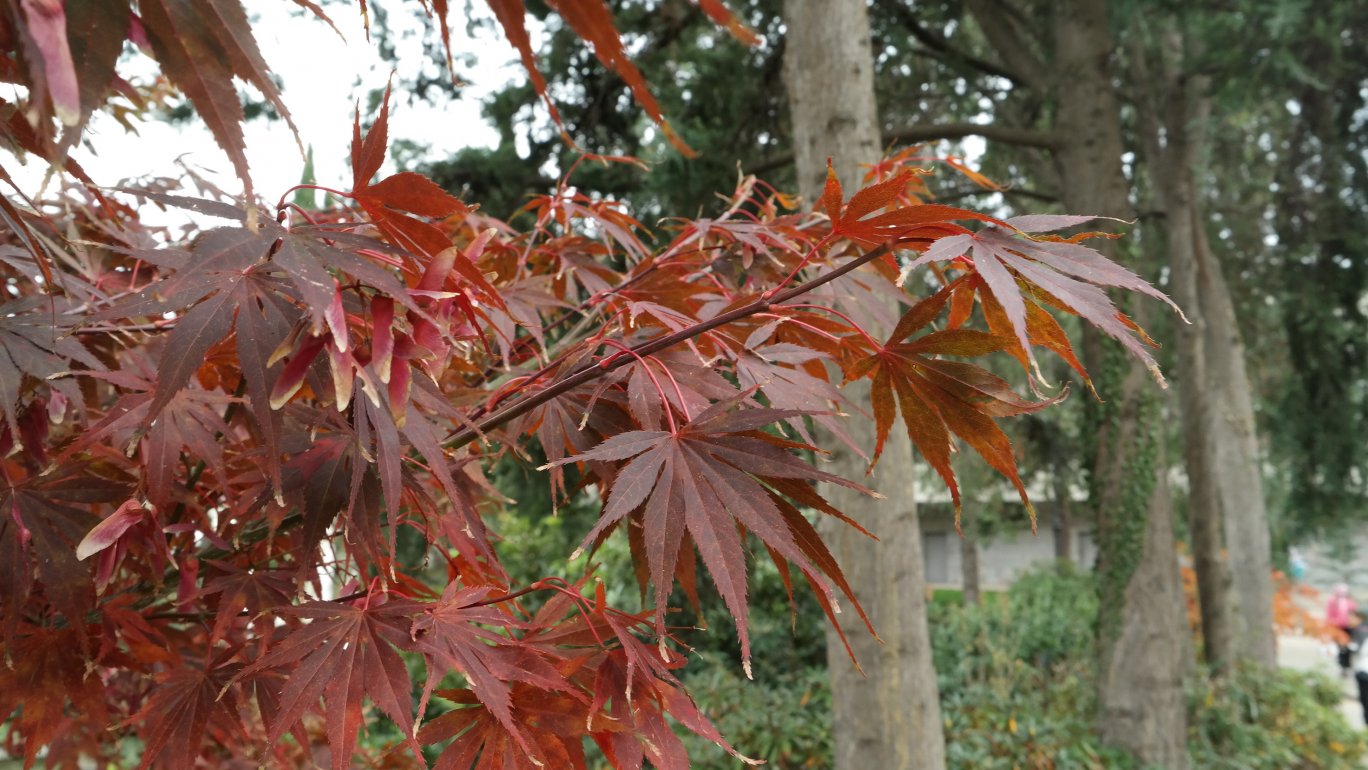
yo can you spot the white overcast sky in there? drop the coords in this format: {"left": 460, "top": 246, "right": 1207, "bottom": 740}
{"left": 8, "top": 3, "right": 990, "bottom": 216}
{"left": 9, "top": 1, "right": 519, "bottom": 206}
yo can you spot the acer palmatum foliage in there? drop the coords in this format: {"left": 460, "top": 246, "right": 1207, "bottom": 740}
{"left": 0, "top": 4, "right": 1175, "bottom": 770}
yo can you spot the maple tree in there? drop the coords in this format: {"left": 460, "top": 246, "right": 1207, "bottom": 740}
{"left": 0, "top": 2, "right": 1177, "bottom": 768}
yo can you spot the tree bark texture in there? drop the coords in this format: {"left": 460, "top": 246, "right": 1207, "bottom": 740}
{"left": 960, "top": 505, "right": 982, "bottom": 606}
{"left": 1196, "top": 216, "right": 1277, "bottom": 667}
{"left": 1135, "top": 26, "right": 1277, "bottom": 669}
{"left": 1153, "top": 131, "right": 1239, "bottom": 668}
{"left": 1034, "top": 0, "right": 1192, "bottom": 764}
{"left": 1095, "top": 438, "right": 1192, "bottom": 769}
{"left": 783, "top": 2, "right": 947, "bottom": 768}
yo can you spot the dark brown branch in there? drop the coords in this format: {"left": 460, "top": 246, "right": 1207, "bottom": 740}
{"left": 964, "top": 0, "right": 1049, "bottom": 91}
{"left": 144, "top": 589, "right": 370, "bottom": 622}
{"left": 876, "top": 0, "right": 1027, "bottom": 87}
{"left": 935, "top": 186, "right": 1059, "bottom": 205}
{"left": 747, "top": 123, "right": 1061, "bottom": 175}
{"left": 886, "top": 123, "right": 1059, "bottom": 150}
{"left": 444, "top": 242, "right": 896, "bottom": 450}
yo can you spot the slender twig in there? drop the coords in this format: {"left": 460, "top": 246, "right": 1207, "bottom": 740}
{"left": 145, "top": 588, "right": 371, "bottom": 622}
{"left": 443, "top": 241, "right": 896, "bottom": 450}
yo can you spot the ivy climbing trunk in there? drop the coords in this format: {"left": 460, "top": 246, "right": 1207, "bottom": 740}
{"left": 783, "top": 1, "right": 946, "bottom": 768}
{"left": 1041, "top": 0, "right": 1192, "bottom": 765}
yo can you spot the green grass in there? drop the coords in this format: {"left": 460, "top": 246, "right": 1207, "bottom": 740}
{"left": 931, "top": 587, "right": 1005, "bottom": 607}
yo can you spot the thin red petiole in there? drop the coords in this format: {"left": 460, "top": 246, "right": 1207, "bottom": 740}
{"left": 599, "top": 338, "right": 679, "bottom": 432}
{"left": 765, "top": 233, "right": 837, "bottom": 299}
{"left": 275, "top": 184, "right": 353, "bottom": 213}
{"left": 776, "top": 303, "right": 881, "bottom": 348}
{"left": 755, "top": 312, "right": 843, "bottom": 344}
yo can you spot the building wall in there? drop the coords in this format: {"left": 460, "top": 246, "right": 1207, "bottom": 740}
{"left": 920, "top": 507, "right": 1095, "bottom": 589}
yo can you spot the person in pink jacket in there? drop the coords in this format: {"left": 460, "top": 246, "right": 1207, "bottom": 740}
{"left": 1328, "top": 584, "right": 1358, "bottom": 676}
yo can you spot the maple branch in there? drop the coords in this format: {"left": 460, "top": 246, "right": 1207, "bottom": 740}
{"left": 747, "top": 123, "right": 1061, "bottom": 175}
{"left": 462, "top": 244, "right": 725, "bottom": 426}
{"left": 454, "top": 577, "right": 581, "bottom": 609}
{"left": 444, "top": 241, "right": 896, "bottom": 450}
{"left": 144, "top": 588, "right": 370, "bottom": 623}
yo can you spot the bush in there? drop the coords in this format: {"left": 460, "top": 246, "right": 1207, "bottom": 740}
{"left": 930, "top": 564, "right": 1136, "bottom": 770}
{"left": 681, "top": 660, "right": 832, "bottom": 770}
{"left": 1188, "top": 663, "right": 1368, "bottom": 770}
{"left": 927, "top": 563, "right": 1367, "bottom": 770}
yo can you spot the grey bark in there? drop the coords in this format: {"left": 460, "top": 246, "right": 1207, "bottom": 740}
{"left": 960, "top": 506, "right": 982, "bottom": 606}
{"left": 1133, "top": 26, "right": 1277, "bottom": 669}
{"left": 783, "top": 2, "right": 946, "bottom": 768}
{"left": 1019, "top": 0, "right": 1191, "bottom": 764}
{"left": 1197, "top": 216, "right": 1277, "bottom": 667}
{"left": 1095, "top": 443, "right": 1192, "bottom": 769}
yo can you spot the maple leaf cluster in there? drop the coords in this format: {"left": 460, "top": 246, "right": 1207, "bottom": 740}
{"left": 0, "top": 2, "right": 1176, "bottom": 769}
{"left": 0, "top": 107, "right": 1169, "bottom": 767}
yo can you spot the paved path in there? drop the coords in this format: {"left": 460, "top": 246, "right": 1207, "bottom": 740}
{"left": 1278, "top": 633, "right": 1364, "bottom": 728}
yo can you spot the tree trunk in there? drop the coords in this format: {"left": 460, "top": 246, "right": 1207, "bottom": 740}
{"left": 960, "top": 506, "right": 981, "bottom": 606}
{"left": 1041, "top": 1, "right": 1191, "bottom": 765}
{"left": 1153, "top": 130, "right": 1239, "bottom": 668}
{"left": 1134, "top": 26, "right": 1277, "bottom": 669}
{"left": 1095, "top": 437, "right": 1191, "bottom": 768}
{"left": 783, "top": 2, "right": 946, "bottom": 768}
{"left": 1196, "top": 215, "right": 1277, "bottom": 667}
{"left": 1049, "top": 460, "right": 1074, "bottom": 563}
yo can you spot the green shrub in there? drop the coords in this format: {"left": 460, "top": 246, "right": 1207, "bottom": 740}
{"left": 1188, "top": 663, "right": 1368, "bottom": 770}
{"left": 681, "top": 659, "right": 831, "bottom": 769}
{"left": 930, "top": 564, "right": 1136, "bottom": 770}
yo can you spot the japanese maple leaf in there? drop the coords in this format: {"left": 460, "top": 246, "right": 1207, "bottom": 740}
{"left": 62, "top": 368, "right": 233, "bottom": 511}
{"left": 505, "top": 364, "right": 633, "bottom": 507}
{"left": 347, "top": 87, "right": 500, "bottom": 308}
{"left": 591, "top": 649, "right": 755, "bottom": 770}
{"left": 736, "top": 342, "right": 858, "bottom": 453}
{"left": 137, "top": 0, "right": 299, "bottom": 203}
{"left": 897, "top": 214, "right": 1181, "bottom": 381}
{"left": 0, "top": 625, "right": 109, "bottom": 769}
{"left": 419, "top": 685, "right": 592, "bottom": 770}
{"left": 130, "top": 648, "right": 245, "bottom": 770}
{"left": 521, "top": 582, "right": 752, "bottom": 770}
{"left": 232, "top": 596, "right": 422, "bottom": 770}
{"left": 546, "top": 401, "right": 873, "bottom": 669}
{"left": 852, "top": 289, "right": 1061, "bottom": 527}
{"left": 941, "top": 272, "right": 1095, "bottom": 393}
{"left": 410, "top": 583, "right": 574, "bottom": 762}
{"left": 0, "top": 295, "right": 103, "bottom": 442}
{"left": 821, "top": 163, "right": 994, "bottom": 246}
{"left": 93, "top": 228, "right": 290, "bottom": 448}
{"left": 617, "top": 348, "right": 737, "bottom": 431}
{"left": 277, "top": 431, "right": 371, "bottom": 567}
{"left": 199, "top": 561, "right": 296, "bottom": 643}
{"left": 0, "top": 465, "right": 128, "bottom": 643}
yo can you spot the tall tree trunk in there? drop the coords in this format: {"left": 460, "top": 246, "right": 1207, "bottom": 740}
{"left": 960, "top": 506, "right": 982, "bottom": 606}
{"left": 1149, "top": 118, "right": 1239, "bottom": 668}
{"left": 1134, "top": 26, "right": 1277, "bottom": 669}
{"left": 1196, "top": 215, "right": 1276, "bottom": 667}
{"left": 1042, "top": 1, "right": 1191, "bottom": 765}
{"left": 1048, "top": 449, "right": 1074, "bottom": 563}
{"left": 1095, "top": 434, "right": 1192, "bottom": 768}
{"left": 783, "top": 2, "right": 946, "bottom": 768}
